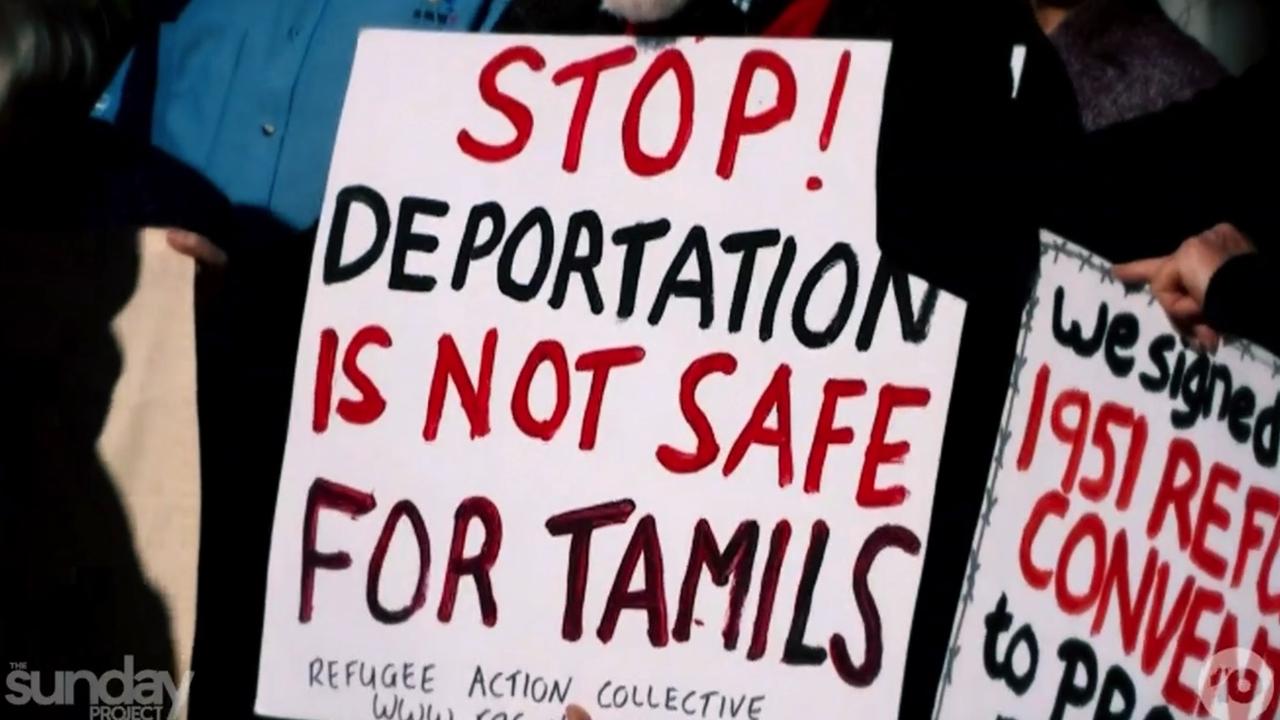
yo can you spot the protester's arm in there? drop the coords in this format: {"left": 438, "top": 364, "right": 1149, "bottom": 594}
{"left": 1112, "top": 223, "right": 1255, "bottom": 350}
{"left": 1043, "top": 56, "right": 1278, "bottom": 263}
{"left": 1202, "top": 254, "right": 1280, "bottom": 356}
{"left": 1112, "top": 222, "right": 1280, "bottom": 357}
{"left": 0, "top": 0, "right": 154, "bottom": 147}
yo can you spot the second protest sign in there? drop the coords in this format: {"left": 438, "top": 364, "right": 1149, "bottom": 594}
{"left": 937, "top": 233, "right": 1280, "bottom": 720}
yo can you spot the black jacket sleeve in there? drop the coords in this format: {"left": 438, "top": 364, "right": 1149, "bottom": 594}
{"left": 876, "top": 0, "right": 1081, "bottom": 303}
{"left": 1203, "top": 253, "right": 1280, "bottom": 357}
{"left": 1042, "top": 55, "right": 1278, "bottom": 262}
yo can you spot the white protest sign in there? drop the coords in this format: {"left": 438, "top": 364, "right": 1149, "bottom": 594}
{"left": 256, "top": 32, "right": 965, "bottom": 720}
{"left": 937, "top": 233, "right": 1280, "bottom": 720}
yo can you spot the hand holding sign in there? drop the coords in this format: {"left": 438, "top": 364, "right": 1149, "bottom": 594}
{"left": 1113, "top": 223, "right": 1257, "bottom": 352}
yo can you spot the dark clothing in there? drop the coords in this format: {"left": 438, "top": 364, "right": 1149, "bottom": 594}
{"left": 1043, "top": 55, "right": 1278, "bottom": 354}
{"left": 185, "top": 213, "right": 313, "bottom": 719}
{"left": 0, "top": 0, "right": 222, "bottom": 239}
{"left": 876, "top": 5, "right": 1082, "bottom": 718}
{"left": 0, "top": 6, "right": 224, "bottom": 714}
{"left": 1206, "top": 253, "right": 1280, "bottom": 355}
{"left": 1, "top": 119, "right": 230, "bottom": 242}
{"left": 1045, "top": 56, "right": 1276, "bottom": 260}
{"left": 0, "top": 0, "right": 181, "bottom": 151}
{"left": 1, "top": 237, "right": 193, "bottom": 720}
{"left": 1, "top": 6, "right": 233, "bottom": 720}
{"left": 1050, "top": 0, "right": 1226, "bottom": 130}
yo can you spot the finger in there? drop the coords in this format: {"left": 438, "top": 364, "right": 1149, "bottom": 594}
{"left": 566, "top": 705, "right": 591, "bottom": 720}
{"left": 166, "top": 229, "right": 228, "bottom": 267}
{"left": 1149, "top": 253, "right": 1186, "bottom": 297}
{"left": 1150, "top": 258, "right": 1192, "bottom": 321}
{"left": 167, "top": 229, "right": 228, "bottom": 266}
{"left": 1112, "top": 258, "right": 1165, "bottom": 284}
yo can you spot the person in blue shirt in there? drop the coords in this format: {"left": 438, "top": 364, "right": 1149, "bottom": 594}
{"left": 98, "top": 0, "right": 510, "bottom": 233}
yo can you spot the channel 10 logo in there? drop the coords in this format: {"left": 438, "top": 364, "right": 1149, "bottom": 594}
{"left": 1199, "top": 648, "right": 1276, "bottom": 720}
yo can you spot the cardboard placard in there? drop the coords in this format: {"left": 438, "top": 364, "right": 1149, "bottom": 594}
{"left": 256, "top": 32, "right": 965, "bottom": 720}
{"left": 937, "top": 233, "right": 1280, "bottom": 720}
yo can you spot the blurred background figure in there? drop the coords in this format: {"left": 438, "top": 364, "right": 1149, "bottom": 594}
{"left": 0, "top": 0, "right": 228, "bottom": 241}
{"left": 1164, "top": 0, "right": 1273, "bottom": 73}
{"left": 3, "top": 6, "right": 225, "bottom": 720}
{"left": 93, "top": 3, "right": 513, "bottom": 718}
{"left": 1034, "top": 0, "right": 1225, "bottom": 129}
{"left": 0, "top": 0, "right": 133, "bottom": 150}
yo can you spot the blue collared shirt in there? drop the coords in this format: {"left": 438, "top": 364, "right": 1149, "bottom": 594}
{"left": 97, "top": 0, "right": 510, "bottom": 230}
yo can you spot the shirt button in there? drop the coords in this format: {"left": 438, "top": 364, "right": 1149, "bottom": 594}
{"left": 261, "top": 123, "right": 277, "bottom": 137}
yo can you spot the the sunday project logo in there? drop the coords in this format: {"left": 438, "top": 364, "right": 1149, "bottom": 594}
{"left": 5, "top": 657, "right": 191, "bottom": 719}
